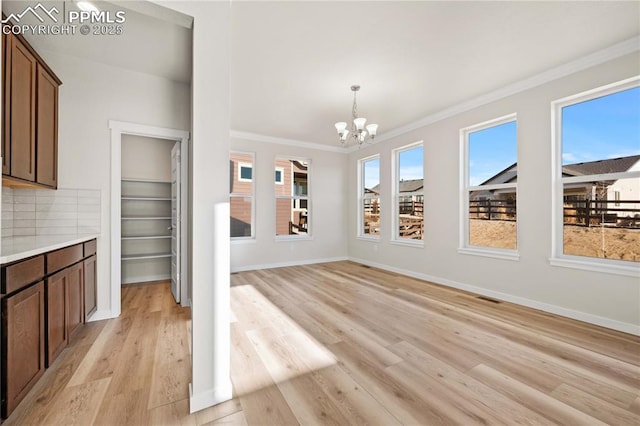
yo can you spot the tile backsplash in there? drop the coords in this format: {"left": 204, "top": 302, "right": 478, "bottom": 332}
{"left": 1, "top": 187, "right": 101, "bottom": 237}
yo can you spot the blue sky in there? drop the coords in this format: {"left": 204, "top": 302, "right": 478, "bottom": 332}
{"left": 562, "top": 86, "right": 640, "bottom": 164}
{"left": 363, "top": 146, "right": 424, "bottom": 190}
{"left": 469, "top": 121, "right": 517, "bottom": 186}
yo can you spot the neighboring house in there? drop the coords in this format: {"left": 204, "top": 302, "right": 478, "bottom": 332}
{"left": 475, "top": 155, "right": 640, "bottom": 222}
{"left": 372, "top": 179, "right": 424, "bottom": 215}
{"left": 230, "top": 153, "right": 254, "bottom": 237}
{"left": 275, "top": 159, "right": 308, "bottom": 235}
{"left": 230, "top": 157, "right": 309, "bottom": 236}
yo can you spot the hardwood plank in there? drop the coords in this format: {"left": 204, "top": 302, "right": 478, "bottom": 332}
{"left": 469, "top": 363, "right": 608, "bottom": 425}
{"left": 148, "top": 398, "right": 197, "bottom": 426}
{"left": 207, "top": 410, "right": 248, "bottom": 426}
{"left": 551, "top": 383, "right": 640, "bottom": 425}
{"left": 39, "top": 377, "right": 111, "bottom": 425}
{"left": 195, "top": 398, "right": 243, "bottom": 425}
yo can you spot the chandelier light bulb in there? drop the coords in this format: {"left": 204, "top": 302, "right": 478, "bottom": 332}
{"left": 353, "top": 117, "right": 367, "bottom": 131}
{"left": 335, "top": 122, "right": 347, "bottom": 133}
{"left": 366, "top": 123, "right": 378, "bottom": 137}
{"left": 359, "top": 131, "right": 367, "bottom": 142}
{"left": 341, "top": 130, "right": 350, "bottom": 141}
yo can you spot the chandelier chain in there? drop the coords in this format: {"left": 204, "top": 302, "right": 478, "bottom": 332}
{"left": 352, "top": 91, "right": 358, "bottom": 120}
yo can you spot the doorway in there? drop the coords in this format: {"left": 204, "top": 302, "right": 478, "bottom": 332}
{"left": 109, "top": 121, "right": 190, "bottom": 316}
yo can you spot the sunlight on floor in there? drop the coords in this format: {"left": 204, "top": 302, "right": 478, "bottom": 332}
{"left": 230, "top": 284, "right": 336, "bottom": 394}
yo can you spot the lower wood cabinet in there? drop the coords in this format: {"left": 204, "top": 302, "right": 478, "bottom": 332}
{"left": 67, "top": 262, "right": 84, "bottom": 340}
{"left": 2, "top": 281, "right": 45, "bottom": 418}
{"left": 1, "top": 238, "right": 97, "bottom": 418}
{"left": 83, "top": 255, "right": 97, "bottom": 321}
{"left": 45, "top": 270, "right": 68, "bottom": 367}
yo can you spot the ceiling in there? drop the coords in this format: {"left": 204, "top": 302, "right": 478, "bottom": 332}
{"left": 2, "top": 1, "right": 639, "bottom": 147}
{"left": 2, "top": 0, "right": 192, "bottom": 83}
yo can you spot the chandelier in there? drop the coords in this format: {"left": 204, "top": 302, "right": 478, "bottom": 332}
{"left": 334, "top": 85, "right": 379, "bottom": 146}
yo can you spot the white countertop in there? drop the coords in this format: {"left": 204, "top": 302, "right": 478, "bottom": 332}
{"left": 1, "top": 234, "right": 100, "bottom": 264}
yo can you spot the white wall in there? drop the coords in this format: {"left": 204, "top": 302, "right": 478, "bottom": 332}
{"left": 36, "top": 49, "right": 190, "bottom": 319}
{"left": 121, "top": 134, "right": 175, "bottom": 182}
{"left": 154, "top": 0, "right": 233, "bottom": 412}
{"left": 348, "top": 52, "right": 640, "bottom": 334}
{"left": 121, "top": 135, "right": 176, "bottom": 182}
{"left": 230, "top": 138, "right": 348, "bottom": 271}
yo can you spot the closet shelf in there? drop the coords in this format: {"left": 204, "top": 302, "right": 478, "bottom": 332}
{"left": 121, "top": 216, "right": 171, "bottom": 220}
{"left": 122, "top": 197, "right": 172, "bottom": 201}
{"left": 122, "top": 236, "right": 171, "bottom": 240}
{"left": 122, "top": 253, "right": 172, "bottom": 261}
{"left": 121, "top": 179, "right": 172, "bottom": 284}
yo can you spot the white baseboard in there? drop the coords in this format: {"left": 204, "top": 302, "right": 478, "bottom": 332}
{"left": 86, "top": 309, "right": 116, "bottom": 322}
{"left": 231, "top": 256, "right": 348, "bottom": 273}
{"left": 348, "top": 257, "right": 640, "bottom": 336}
{"left": 189, "top": 381, "right": 233, "bottom": 413}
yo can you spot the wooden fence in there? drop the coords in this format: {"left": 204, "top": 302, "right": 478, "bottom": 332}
{"left": 563, "top": 199, "right": 640, "bottom": 228}
{"left": 469, "top": 199, "right": 516, "bottom": 221}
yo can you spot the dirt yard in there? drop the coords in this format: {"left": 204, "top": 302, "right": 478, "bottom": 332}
{"left": 469, "top": 219, "right": 640, "bottom": 262}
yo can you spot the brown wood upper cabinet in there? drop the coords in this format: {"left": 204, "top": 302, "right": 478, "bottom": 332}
{"left": 1, "top": 29, "right": 61, "bottom": 189}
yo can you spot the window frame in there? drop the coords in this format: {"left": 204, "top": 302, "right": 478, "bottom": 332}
{"left": 230, "top": 151, "right": 256, "bottom": 241}
{"left": 357, "top": 154, "right": 381, "bottom": 240}
{"left": 237, "top": 161, "right": 253, "bottom": 182}
{"left": 459, "top": 113, "right": 520, "bottom": 261}
{"left": 275, "top": 167, "right": 284, "bottom": 185}
{"left": 551, "top": 76, "right": 640, "bottom": 277}
{"left": 391, "top": 141, "right": 424, "bottom": 247}
{"left": 275, "top": 156, "right": 312, "bottom": 241}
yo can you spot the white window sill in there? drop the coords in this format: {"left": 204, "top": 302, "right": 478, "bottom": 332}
{"left": 549, "top": 256, "right": 640, "bottom": 278}
{"left": 458, "top": 247, "right": 520, "bottom": 261}
{"left": 390, "top": 239, "right": 424, "bottom": 248}
{"left": 275, "top": 235, "right": 313, "bottom": 242}
{"left": 356, "top": 235, "right": 381, "bottom": 242}
{"left": 231, "top": 237, "right": 256, "bottom": 244}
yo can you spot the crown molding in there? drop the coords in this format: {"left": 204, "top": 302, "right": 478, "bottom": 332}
{"left": 230, "top": 130, "right": 347, "bottom": 153}
{"left": 347, "top": 35, "right": 640, "bottom": 153}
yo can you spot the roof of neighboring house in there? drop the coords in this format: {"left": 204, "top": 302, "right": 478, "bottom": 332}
{"left": 371, "top": 179, "right": 424, "bottom": 194}
{"left": 479, "top": 163, "right": 518, "bottom": 185}
{"left": 561, "top": 155, "right": 640, "bottom": 176}
{"left": 478, "top": 155, "right": 640, "bottom": 186}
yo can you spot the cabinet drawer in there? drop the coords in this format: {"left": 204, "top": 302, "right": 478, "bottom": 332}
{"left": 46, "top": 244, "right": 82, "bottom": 274}
{"left": 1, "top": 255, "right": 44, "bottom": 294}
{"left": 83, "top": 239, "right": 96, "bottom": 257}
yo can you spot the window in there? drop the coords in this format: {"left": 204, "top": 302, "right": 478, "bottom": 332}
{"left": 552, "top": 77, "right": 640, "bottom": 274}
{"left": 460, "top": 114, "right": 518, "bottom": 256}
{"left": 358, "top": 155, "right": 380, "bottom": 237}
{"left": 275, "top": 167, "right": 284, "bottom": 185}
{"left": 275, "top": 158, "right": 310, "bottom": 237}
{"left": 238, "top": 162, "right": 253, "bottom": 182}
{"left": 392, "top": 142, "right": 424, "bottom": 243}
{"left": 230, "top": 152, "right": 255, "bottom": 239}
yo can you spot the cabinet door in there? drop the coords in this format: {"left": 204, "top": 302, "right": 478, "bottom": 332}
{"left": 3, "top": 281, "right": 45, "bottom": 418}
{"left": 35, "top": 64, "right": 58, "bottom": 188}
{"left": 46, "top": 270, "right": 68, "bottom": 367}
{"left": 84, "top": 255, "right": 97, "bottom": 321}
{"left": 8, "top": 36, "right": 37, "bottom": 182}
{"left": 67, "top": 263, "right": 84, "bottom": 339}
{"left": 2, "top": 32, "right": 10, "bottom": 175}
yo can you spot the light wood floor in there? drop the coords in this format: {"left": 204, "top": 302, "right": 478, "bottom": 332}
{"left": 6, "top": 263, "right": 640, "bottom": 425}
